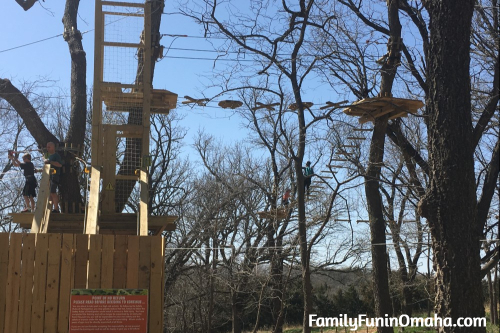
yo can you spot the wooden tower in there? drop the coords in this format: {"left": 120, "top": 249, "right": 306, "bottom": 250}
{"left": 86, "top": 0, "right": 178, "bottom": 236}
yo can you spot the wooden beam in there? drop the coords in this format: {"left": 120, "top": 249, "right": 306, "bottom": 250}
{"left": 87, "top": 0, "right": 104, "bottom": 235}
{"left": 139, "top": 2, "right": 152, "bottom": 236}
{"left": 86, "top": 167, "right": 101, "bottom": 234}
{"left": 101, "top": 1, "right": 145, "bottom": 8}
{"left": 102, "top": 41, "right": 144, "bottom": 48}
{"left": 31, "top": 164, "right": 51, "bottom": 233}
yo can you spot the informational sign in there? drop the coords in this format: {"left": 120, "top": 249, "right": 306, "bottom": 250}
{"left": 69, "top": 289, "right": 148, "bottom": 333}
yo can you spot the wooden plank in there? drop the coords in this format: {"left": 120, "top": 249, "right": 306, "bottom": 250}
{"left": 149, "top": 236, "right": 164, "bottom": 333}
{"left": 102, "top": 11, "right": 144, "bottom": 17}
{"left": 18, "top": 234, "right": 36, "bottom": 333}
{"left": 89, "top": 0, "right": 103, "bottom": 235}
{"left": 58, "top": 234, "right": 74, "bottom": 333}
{"left": 86, "top": 167, "right": 101, "bottom": 234}
{"left": 101, "top": 1, "right": 145, "bottom": 8}
{"left": 113, "top": 235, "right": 128, "bottom": 288}
{"left": 139, "top": 170, "right": 149, "bottom": 236}
{"left": 139, "top": 1, "right": 152, "bottom": 237}
{"left": 388, "top": 111, "right": 409, "bottom": 120}
{"left": 101, "top": 82, "right": 138, "bottom": 89}
{"left": 32, "top": 164, "right": 51, "bottom": 233}
{"left": 74, "top": 235, "right": 89, "bottom": 289}
{"left": 126, "top": 236, "right": 139, "bottom": 289}
{"left": 138, "top": 237, "right": 152, "bottom": 289}
{"left": 102, "top": 41, "right": 144, "bottom": 48}
{"left": 100, "top": 235, "right": 115, "bottom": 288}
{"left": 0, "top": 234, "right": 10, "bottom": 333}
{"left": 4, "top": 233, "right": 22, "bottom": 333}
{"left": 88, "top": 235, "right": 103, "bottom": 289}
{"left": 257, "top": 209, "right": 288, "bottom": 219}
{"left": 31, "top": 234, "right": 49, "bottom": 333}
{"left": 44, "top": 234, "right": 61, "bottom": 333}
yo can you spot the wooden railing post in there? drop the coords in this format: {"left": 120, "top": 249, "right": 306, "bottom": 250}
{"left": 31, "top": 164, "right": 52, "bottom": 233}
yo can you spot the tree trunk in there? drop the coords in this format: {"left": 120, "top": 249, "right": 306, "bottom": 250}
{"left": 487, "top": 273, "right": 495, "bottom": 324}
{"left": 232, "top": 289, "right": 243, "bottom": 333}
{"left": 57, "top": 0, "right": 87, "bottom": 211}
{"left": 268, "top": 228, "right": 285, "bottom": 333}
{"left": 494, "top": 267, "right": 499, "bottom": 325}
{"left": 365, "top": 117, "right": 393, "bottom": 333}
{"left": 364, "top": 1, "right": 402, "bottom": 332}
{"left": 2, "top": 0, "right": 87, "bottom": 212}
{"left": 419, "top": 1, "right": 485, "bottom": 332}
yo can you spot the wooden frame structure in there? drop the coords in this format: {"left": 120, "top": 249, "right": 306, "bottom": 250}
{"left": 86, "top": 0, "right": 178, "bottom": 235}
{"left": 4, "top": 2, "right": 181, "bottom": 333}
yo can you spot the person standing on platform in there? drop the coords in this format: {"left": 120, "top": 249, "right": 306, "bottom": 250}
{"left": 302, "top": 161, "right": 314, "bottom": 196}
{"left": 45, "top": 142, "right": 63, "bottom": 213}
{"left": 8, "top": 151, "right": 38, "bottom": 212}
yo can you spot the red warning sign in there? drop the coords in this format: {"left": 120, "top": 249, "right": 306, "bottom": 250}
{"left": 69, "top": 293, "right": 148, "bottom": 333}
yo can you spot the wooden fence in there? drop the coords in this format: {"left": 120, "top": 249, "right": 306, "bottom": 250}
{"left": 0, "top": 233, "right": 165, "bottom": 333}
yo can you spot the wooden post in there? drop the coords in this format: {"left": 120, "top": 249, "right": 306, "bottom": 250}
{"left": 86, "top": 0, "right": 105, "bottom": 235}
{"left": 31, "top": 164, "right": 52, "bottom": 233}
{"left": 138, "top": 2, "right": 152, "bottom": 236}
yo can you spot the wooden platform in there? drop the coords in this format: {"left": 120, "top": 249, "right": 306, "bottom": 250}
{"left": 10, "top": 212, "right": 177, "bottom": 235}
{"left": 101, "top": 83, "right": 178, "bottom": 114}
{"left": 257, "top": 208, "right": 288, "bottom": 219}
{"left": 343, "top": 96, "right": 424, "bottom": 124}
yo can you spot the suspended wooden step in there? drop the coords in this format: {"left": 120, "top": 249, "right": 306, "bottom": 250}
{"left": 289, "top": 102, "right": 313, "bottom": 110}
{"left": 343, "top": 96, "right": 424, "bottom": 124}
{"left": 257, "top": 208, "right": 288, "bottom": 219}
{"left": 335, "top": 219, "right": 351, "bottom": 222}
{"left": 320, "top": 100, "right": 348, "bottom": 110}
{"left": 219, "top": 100, "right": 243, "bottom": 109}
{"left": 326, "top": 164, "right": 344, "bottom": 168}
{"left": 182, "top": 95, "right": 209, "bottom": 106}
{"left": 353, "top": 128, "right": 373, "bottom": 131}
{"left": 356, "top": 219, "right": 369, "bottom": 223}
{"left": 252, "top": 102, "right": 280, "bottom": 111}
{"left": 331, "top": 158, "right": 348, "bottom": 162}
